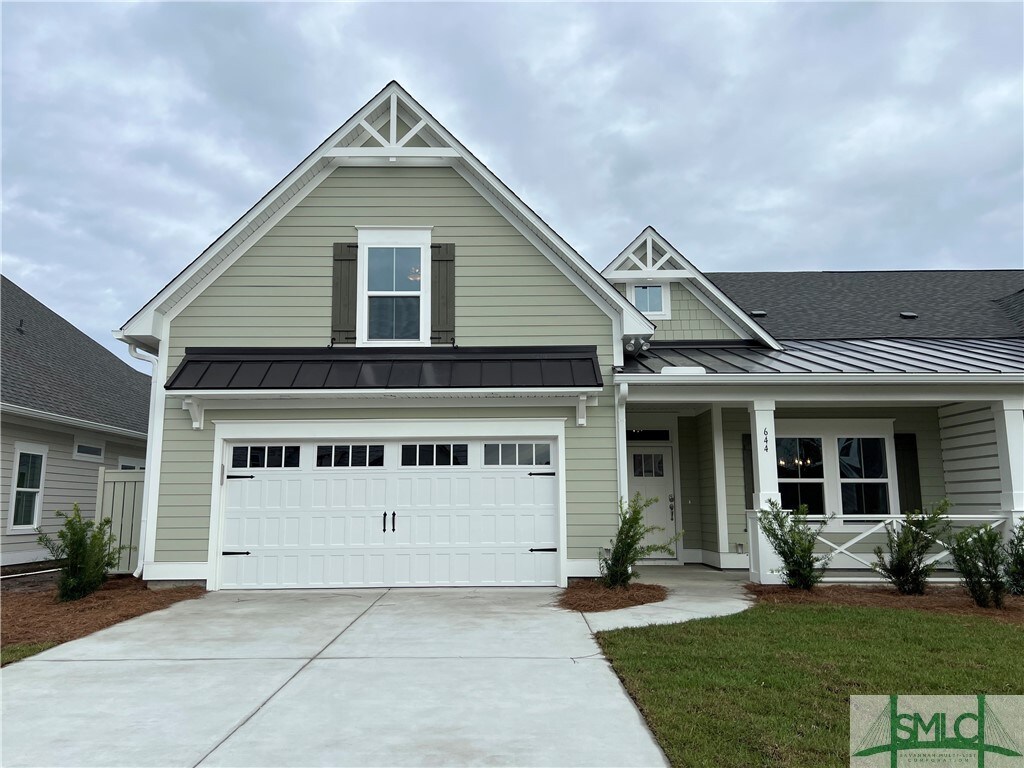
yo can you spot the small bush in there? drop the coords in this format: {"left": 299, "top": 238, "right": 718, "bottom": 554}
{"left": 1006, "top": 521, "right": 1024, "bottom": 597}
{"left": 872, "top": 501, "right": 951, "bottom": 595}
{"left": 948, "top": 525, "right": 1008, "bottom": 608}
{"left": 600, "top": 493, "right": 682, "bottom": 588}
{"left": 36, "top": 505, "right": 128, "bottom": 601}
{"left": 757, "top": 500, "right": 833, "bottom": 590}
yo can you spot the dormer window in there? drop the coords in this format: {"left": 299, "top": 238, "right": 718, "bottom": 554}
{"left": 630, "top": 283, "right": 670, "bottom": 320}
{"left": 356, "top": 227, "right": 432, "bottom": 346}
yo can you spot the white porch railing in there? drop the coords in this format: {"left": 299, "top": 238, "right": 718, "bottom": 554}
{"left": 746, "top": 511, "right": 1014, "bottom": 584}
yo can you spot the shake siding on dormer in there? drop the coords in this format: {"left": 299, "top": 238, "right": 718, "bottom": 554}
{"left": 155, "top": 165, "right": 619, "bottom": 564}
{"left": 609, "top": 281, "right": 740, "bottom": 341}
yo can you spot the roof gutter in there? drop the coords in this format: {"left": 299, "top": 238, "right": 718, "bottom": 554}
{"left": 1, "top": 403, "right": 147, "bottom": 440}
{"left": 614, "top": 372, "right": 1023, "bottom": 386}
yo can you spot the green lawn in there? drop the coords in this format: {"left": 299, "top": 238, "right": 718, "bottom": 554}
{"left": 1, "top": 642, "right": 56, "bottom": 666}
{"left": 597, "top": 604, "right": 1024, "bottom": 768}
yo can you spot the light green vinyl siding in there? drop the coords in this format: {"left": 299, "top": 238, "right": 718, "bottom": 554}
{"left": 720, "top": 407, "right": 947, "bottom": 541}
{"left": 155, "top": 400, "right": 616, "bottom": 562}
{"left": 167, "top": 166, "right": 612, "bottom": 366}
{"left": 158, "top": 165, "right": 618, "bottom": 563}
{"left": 676, "top": 416, "right": 704, "bottom": 550}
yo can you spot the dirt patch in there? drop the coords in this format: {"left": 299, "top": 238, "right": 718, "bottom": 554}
{"left": 1, "top": 576, "right": 205, "bottom": 651}
{"left": 559, "top": 580, "right": 668, "bottom": 612}
{"left": 746, "top": 583, "right": 1024, "bottom": 624}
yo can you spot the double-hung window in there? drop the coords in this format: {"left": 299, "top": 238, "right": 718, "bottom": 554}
{"left": 356, "top": 227, "right": 432, "bottom": 346}
{"left": 8, "top": 442, "right": 47, "bottom": 532}
{"left": 776, "top": 420, "right": 899, "bottom": 523}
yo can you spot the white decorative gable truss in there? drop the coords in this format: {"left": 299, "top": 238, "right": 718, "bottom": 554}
{"left": 119, "top": 82, "right": 653, "bottom": 357}
{"left": 602, "top": 226, "right": 781, "bottom": 350}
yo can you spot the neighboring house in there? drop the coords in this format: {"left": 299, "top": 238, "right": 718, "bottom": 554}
{"left": 115, "top": 82, "right": 1024, "bottom": 590}
{"left": 1, "top": 276, "right": 150, "bottom": 566}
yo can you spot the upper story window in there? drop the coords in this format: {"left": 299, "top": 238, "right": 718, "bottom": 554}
{"left": 356, "top": 227, "right": 432, "bottom": 346}
{"left": 629, "top": 283, "right": 670, "bottom": 320}
{"left": 73, "top": 437, "right": 105, "bottom": 463}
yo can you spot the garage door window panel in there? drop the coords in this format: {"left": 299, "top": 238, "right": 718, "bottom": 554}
{"left": 316, "top": 444, "right": 385, "bottom": 468}
{"left": 484, "top": 443, "right": 552, "bottom": 467}
{"left": 232, "top": 445, "right": 300, "bottom": 469}
{"left": 401, "top": 443, "right": 469, "bottom": 467}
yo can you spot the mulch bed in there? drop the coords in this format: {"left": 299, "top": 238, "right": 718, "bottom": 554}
{"left": 1, "top": 576, "right": 205, "bottom": 648}
{"left": 746, "top": 583, "right": 1024, "bottom": 624}
{"left": 559, "top": 580, "right": 668, "bottom": 612}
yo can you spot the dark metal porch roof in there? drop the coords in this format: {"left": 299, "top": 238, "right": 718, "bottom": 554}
{"left": 621, "top": 338, "right": 1024, "bottom": 375}
{"left": 166, "top": 346, "right": 603, "bottom": 390}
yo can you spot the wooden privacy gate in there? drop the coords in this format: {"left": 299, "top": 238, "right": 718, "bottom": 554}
{"left": 94, "top": 468, "right": 144, "bottom": 574}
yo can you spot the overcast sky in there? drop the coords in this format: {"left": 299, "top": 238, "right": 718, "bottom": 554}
{"left": 2, "top": 2, "right": 1022, "bottom": 370}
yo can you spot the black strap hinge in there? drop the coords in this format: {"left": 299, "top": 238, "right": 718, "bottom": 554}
{"left": 528, "top": 547, "right": 558, "bottom": 553}
{"left": 222, "top": 551, "right": 252, "bottom": 556}
{"left": 527, "top": 471, "right": 556, "bottom": 477}
{"left": 226, "top": 474, "right": 255, "bottom": 480}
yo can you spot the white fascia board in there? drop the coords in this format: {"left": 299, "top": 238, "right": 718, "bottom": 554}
{"left": 604, "top": 270, "right": 695, "bottom": 282}
{"left": 614, "top": 373, "right": 1024, "bottom": 386}
{"left": 171, "top": 388, "right": 602, "bottom": 402}
{"left": 324, "top": 147, "right": 460, "bottom": 158}
{"left": 1, "top": 403, "right": 147, "bottom": 441}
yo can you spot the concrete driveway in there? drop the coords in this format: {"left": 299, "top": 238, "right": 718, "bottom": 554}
{"left": 1, "top": 587, "right": 668, "bottom": 767}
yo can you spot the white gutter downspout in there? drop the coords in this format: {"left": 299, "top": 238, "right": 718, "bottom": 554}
{"left": 127, "top": 343, "right": 158, "bottom": 578}
{"left": 615, "top": 382, "right": 629, "bottom": 505}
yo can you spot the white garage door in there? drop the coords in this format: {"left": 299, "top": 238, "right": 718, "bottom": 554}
{"left": 219, "top": 439, "right": 559, "bottom": 588}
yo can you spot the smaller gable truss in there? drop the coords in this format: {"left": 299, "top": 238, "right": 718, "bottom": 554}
{"left": 602, "top": 227, "right": 781, "bottom": 350}
{"left": 121, "top": 82, "right": 654, "bottom": 349}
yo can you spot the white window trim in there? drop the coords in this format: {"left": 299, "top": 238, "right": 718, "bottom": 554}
{"left": 118, "top": 456, "right": 146, "bottom": 470}
{"left": 628, "top": 282, "right": 671, "bottom": 321}
{"left": 8, "top": 442, "right": 48, "bottom": 534}
{"left": 73, "top": 436, "right": 106, "bottom": 463}
{"left": 776, "top": 419, "right": 899, "bottom": 527}
{"left": 355, "top": 226, "right": 432, "bottom": 347}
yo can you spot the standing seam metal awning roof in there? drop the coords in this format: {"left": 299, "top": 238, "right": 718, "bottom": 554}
{"left": 166, "top": 346, "right": 604, "bottom": 390}
{"left": 619, "top": 338, "right": 1024, "bottom": 375}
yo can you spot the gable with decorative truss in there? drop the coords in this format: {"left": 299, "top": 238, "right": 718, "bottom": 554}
{"left": 602, "top": 227, "right": 781, "bottom": 349}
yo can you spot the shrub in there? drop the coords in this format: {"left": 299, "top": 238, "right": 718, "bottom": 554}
{"left": 36, "top": 505, "right": 128, "bottom": 601}
{"left": 948, "top": 525, "right": 1008, "bottom": 608}
{"left": 1006, "top": 521, "right": 1024, "bottom": 597}
{"left": 757, "top": 500, "right": 833, "bottom": 590}
{"left": 600, "top": 493, "right": 682, "bottom": 588}
{"left": 872, "top": 501, "right": 951, "bottom": 595}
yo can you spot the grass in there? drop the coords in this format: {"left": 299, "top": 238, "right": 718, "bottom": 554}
{"left": 1, "top": 642, "right": 57, "bottom": 666}
{"left": 597, "top": 603, "right": 1024, "bottom": 768}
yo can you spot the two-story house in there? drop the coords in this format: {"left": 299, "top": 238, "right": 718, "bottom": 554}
{"left": 116, "top": 82, "right": 1024, "bottom": 590}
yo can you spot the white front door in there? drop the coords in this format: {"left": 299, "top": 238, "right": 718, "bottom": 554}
{"left": 627, "top": 445, "right": 678, "bottom": 559}
{"left": 219, "top": 439, "right": 559, "bottom": 588}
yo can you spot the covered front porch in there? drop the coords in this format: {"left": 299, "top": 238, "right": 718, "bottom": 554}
{"left": 615, "top": 360, "right": 1023, "bottom": 584}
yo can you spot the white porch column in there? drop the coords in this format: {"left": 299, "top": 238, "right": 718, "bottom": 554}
{"left": 747, "top": 400, "right": 783, "bottom": 584}
{"left": 992, "top": 399, "right": 1024, "bottom": 528}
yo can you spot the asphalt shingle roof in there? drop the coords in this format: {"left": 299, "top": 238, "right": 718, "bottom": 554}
{"left": 706, "top": 270, "right": 1024, "bottom": 340}
{"left": 2, "top": 276, "right": 150, "bottom": 435}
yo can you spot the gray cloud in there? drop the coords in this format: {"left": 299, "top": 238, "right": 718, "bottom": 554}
{"left": 2, "top": 2, "right": 1020, "bottom": 370}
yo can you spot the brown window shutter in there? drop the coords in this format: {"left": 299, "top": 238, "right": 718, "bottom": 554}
{"left": 431, "top": 243, "right": 455, "bottom": 345}
{"left": 332, "top": 243, "right": 358, "bottom": 344}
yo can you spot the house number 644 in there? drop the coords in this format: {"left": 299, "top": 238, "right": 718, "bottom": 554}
{"left": 763, "top": 428, "right": 770, "bottom": 453}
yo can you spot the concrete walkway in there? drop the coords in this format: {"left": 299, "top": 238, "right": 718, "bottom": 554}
{"left": 1, "top": 567, "right": 748, "bottom": 768}
{"left": 583, "top": 564, "right": 753, "bottom": 632}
